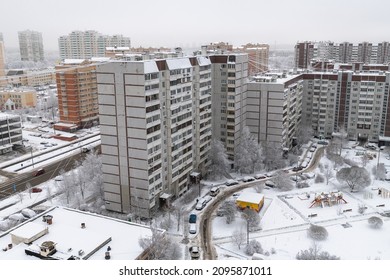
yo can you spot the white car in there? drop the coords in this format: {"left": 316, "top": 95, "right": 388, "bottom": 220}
{"left": 195, "top": 198, "right": 207, "bottom": 210}
{"left": 189, "top": 223, "right": 197, "bottom": 234}
{"left": 303, "top": 172, "right": 315, "bottom": 179}
{"left": 265, "top": 180, "right": 275, "bottom": 188}
{"left": 203, "top": 195, "right": 212, "bottom": 204}
{"left": 225, "top": 179, "right": 239, "bottom": 186}
{"left": 243, "top": 176, "right": 255, "bottom": 182}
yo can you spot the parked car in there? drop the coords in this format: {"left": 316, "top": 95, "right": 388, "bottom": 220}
{"left": 209, "top": 186, "right": 220, "bottom": 197}
{"left": 292, "top": 166, "right": 304, "bottom": 172}
{"left": 189, "top": 223, "right": 197, "bottom": 234}
{"left": 265, "top": 172, "right": 275, "bottom": 177}
{"left": 82, "top": 146, "right": 91, "bottom": 153}
{"left": 31, "top": 187, "right": 42, "bottom": 193}
{"left": 54, "top": 175, "right": 63, "bottom": 181}
{"left": 195, "top": 198, "right": 207, "bottom": 210}
{"left": 243, "top": 176, "right": 255, "bottom": 182}
{"left": 302, "top": 172, "right": 315, "bottom": 179}
{"left": 254, "top": 174, "right": 266, "bottom": 180}
{"left": 265, "top": 180, "right": 275, "bottom": 188}
{"left": 189, "top": 246, "right": 200, "bottom": 259}
{"left": 203, "top": 195, "right": 212, "bottom": 204}
{"left": 225, "top": 179, "right": 239, "bottom": 186}
{"left": 309, "top": 147, "right": 316, "bottom": 152}
{"left": 317, "top": 140, "right": 328, "bottom": 145}
{"left": 189, "top": 213, "right": 197, "bottom": 223}
{"left": 33, "top": 168, "right": 45, "bottom": 177}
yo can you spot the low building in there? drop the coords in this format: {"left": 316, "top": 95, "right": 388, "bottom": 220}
{"left": 236, "top": 193, "right": 265, "bottom": 212}
{"left": 0, "top": 206, "right": 160, "bottom": 260}
{"left": 0, "top": 88, "right": 37, "bottom": 110}
{"left": 0, "top": 113, "right": 23, "bottom": 154}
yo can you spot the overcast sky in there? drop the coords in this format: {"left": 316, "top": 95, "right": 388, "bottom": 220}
{"left": 1, "top": 0, "right": 390, "bottom": 51}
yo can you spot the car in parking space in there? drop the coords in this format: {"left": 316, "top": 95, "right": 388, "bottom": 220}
{"left": 265, "top": 172, "right": 275, "bottom": 177}
{"left": 309, "top": 146, "right": 316, "bottom": 152}
{"left": 292, "top": 166, "right": 304, "bottom": 172}
{"left": 225, "top": 179, "right": 239, "bottom": 186}
{"left": 195, "top": 198, "right": 207, "bottom": 210}
{"left": 203, "top": 195, "right": 212, "bottom": 204}
{"left": 209, "top": 186, "right": 220, "bottom": 197}
{"left": 33, "top": 168, "right": 45, "bottom": 177}
{"left": 31, "top": 187, "right": 42, "bottom": 193}
{"left": 54, "top": 175, "right": 63, "bottom": 181}
{"left": 317, "top": 140, "right": 328, "bottom": 145}
{"left": 189, "top": 246, "right": 200, "bottom": 259}
{"left": 254, "top": 174, "right": 267, "bottom": 180}
{"left": 302, "top": 172, "right": 315, "bottom": 179}
{"left": 264, "top": 180, "right": 275, "bottom": 188}
{"left": 242, "top": 176, "right": 255, "bottom": 182}
{"left": 189, "top": 213, "right": 197, "bottom": 223}
{"left": 189, "top": 223, "right": 197, "bottom": 234}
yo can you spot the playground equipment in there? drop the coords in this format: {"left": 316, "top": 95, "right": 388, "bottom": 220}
{"left": 309, "top": 191, "right": 347, "bottom": 208}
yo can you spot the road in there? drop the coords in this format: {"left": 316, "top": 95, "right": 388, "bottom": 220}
{"left": 198, "top": 146, "right": 325, "bottom": 260}
{"left": 0, "top": 145, "right": 101, "bottom": 201}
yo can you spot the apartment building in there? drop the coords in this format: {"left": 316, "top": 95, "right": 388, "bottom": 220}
{"left": 0, "top": 88, "right": 37, "bottom": 110}
{"left": 235, "top": 43, "right": 269, "bottom": 75}
{"left": 96, "top": 56, "right": 212, "bottom": 217}
{"left": 59, "top": 30, "right": 131, "bottom": 59}
{"left": 18, "top": 30, "right": 45, "bottom": 62}
{"left": 296, "top": 41, "right": 390, "bottom": 68}
{"left": 0, "top": 40, "right": 5, "bottom": 87}
{"left": 247, "top": 73, "right": 303, "bottom": 149}
{"left": 209, "top": 53, "right": 248, "bottom": 162}
{"left": 0, "top": 113, "right": 22, "bottom": 154}
{"left": 55, "top": 59, "right": 99, "bottom": 130}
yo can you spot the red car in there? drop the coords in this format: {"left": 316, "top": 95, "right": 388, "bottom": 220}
{"left": 31, "top": 187, "right": 42, "bottom": 193}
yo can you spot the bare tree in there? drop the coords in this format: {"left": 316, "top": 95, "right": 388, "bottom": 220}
{"left": 208, "top": 139, "right": 230, "bottom": 179}
{"left": 336, "top": 166, "right": 371, "bottom": 192}
{"left": 322, "top": 164, "right": 334, "bottom": 185}
{"left": 219, "top": 201, "right": 237, "bottom": 224}
{"left": 272, "top": 171, "right": 294, "bottom": 191}
{"left": 231, "top": 228, "right": 246, "bottom": 250}
{"left": 296, "top": 242, "right": 339, "bottom": 260}
{"left": 262, "top": 141, "right": 286, "bottom": 171}
{"left": 361, "top": 153, "right": 370, "bottom": 168}
{"left": 138, "top": 227, "right": 182, "bottom": 260}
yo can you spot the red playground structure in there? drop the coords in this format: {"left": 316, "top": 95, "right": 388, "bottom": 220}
{"left": 309, "top": 191, "right": 347, "bottom": 208}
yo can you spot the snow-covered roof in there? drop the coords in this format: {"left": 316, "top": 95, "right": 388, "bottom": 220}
{"left": 197, "top": 56, "right": 211, "bottom": 66}
{"left": 166, "top": 58, "right": 192, "bottom": 70}
{"left": 236, "top": 192, "right": 264, "bottom": 204}
{"left": 62, "top": 59, "right": 87, "bottom": 65}
{"left": 0, "top": 206, "right": 157, "bottom": 260}
{"left": 143, "top": 61, "right": 159, "bottom": 74}
{"left": 90, "top": 57, "right": 110, "bottom": 62}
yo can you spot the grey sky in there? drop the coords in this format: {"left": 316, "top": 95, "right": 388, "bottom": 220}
{"left": 1, "top": 0, "right": 390, "bottom": 51}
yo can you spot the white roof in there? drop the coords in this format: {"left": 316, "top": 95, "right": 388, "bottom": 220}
{"left": 143, "top": 61, "right": 159, "bottom": 74}
{"left": 166, "top": 58, "right": 191, "bottom": 70}
{"left": 197, "top": 56, "right": 211, "bottom": 66}
{"left": 62, "top": 59, "right": 86, "bottom": 65}
{"left": 10, "top": 222, "right": 47, "bottom": 239}
{"left": 236, "top": 192, "right": 264, "bottom": 204}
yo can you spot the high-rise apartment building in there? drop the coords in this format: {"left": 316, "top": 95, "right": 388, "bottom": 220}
{"left": 18, "top": 30, "right": 45, "bottom": 62}
{"left": 296, "top": 41, "right": 390, "bottom": 68}
{"left": 55, "top": 59, "right": 99, "bottom": 130}
{"left": 247, "top": 73, "right": 303, "bottom": 149}
{"left": 59, "top": 31, "right": 131, "bottom": 59}
{"left": 209, "top": 53, "right": 248, "bottom": 161}
{"left": 235, "top": 43, "right": 269, "bottom": 75}
{"left": 0, "top": 113, "right": 22, "bottom": 154}
{"left": 0, "top": 33, "right": 6, "bottom": 87}
{"left": 96, "top": 56, "right": 212, "bottom": 217}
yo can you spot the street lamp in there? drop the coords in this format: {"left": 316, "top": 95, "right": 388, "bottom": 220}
{"left": 30, "top": 146, "right": 35, "bottom": 168}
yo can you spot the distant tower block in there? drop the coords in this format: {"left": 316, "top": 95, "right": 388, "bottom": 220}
{"left": 309, "top": 191, "right": 347, "bottom": 208}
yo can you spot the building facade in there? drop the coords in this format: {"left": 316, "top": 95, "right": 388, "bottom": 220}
{"left": 209, "top": 53, "right": 248, "bottom": 161}
{"left": 247, "top": 73, "right": 303, "bottom": 149}
{"left": 96, "top": 57, "right": 212, "bottom": 217}
{"left": 55, "top": 59, "right": 99, "bottom": 130}
{"left": 0, "top": 89, "right": 37, "bottom": 110}
{"left": 0, "top": 40, "right": 5, "bottom": 87}
{"left": 59, "top": 30, "right": 131, "bottom": 59}
{"left": 235, "top": 43, "right": 269, "bottom": 75}
{"left": 18, "top": 30, "right": 45, "bottom": 62}
{"left": 0, "top": 113, "right": 22, "bottom": 154}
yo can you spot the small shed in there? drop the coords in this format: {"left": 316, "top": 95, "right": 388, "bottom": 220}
{"left": 236, "top": 193, "right": 265, "bottom": 212}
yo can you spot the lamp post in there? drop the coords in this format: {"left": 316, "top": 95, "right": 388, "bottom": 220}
{"left": 30, "top": 146, "right": 35, "bottom": 168}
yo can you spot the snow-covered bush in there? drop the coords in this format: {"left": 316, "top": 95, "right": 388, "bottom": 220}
{"left": 297, "top": 182, "right": 310, "bottom": 189}
{"left": 307, "top": 224, "right": 328, "bottom": 241}
{"left": 368, "top": 216, "right": 383, "bottom": 229}
{"left": 242, "top": 208, "right": 260, "bottom": 231}
{"left": 296, "top": 243, "right": 339, "bottom": 260}
{"left": 245, "top": 239, "right": 263, "bottom": 255}
{"left": 219, "top": 201, "right": 237, "bottom": 224}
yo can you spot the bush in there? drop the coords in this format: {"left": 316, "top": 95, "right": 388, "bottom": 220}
{"left": 296, "top": 246, "right": 339, "bottom": 260}
{"left": 368, "top": 216, "right": 383, "bottom": 229}
{"left": 307, "top": 224, "right": 328, "bottom": 241}
{"left": 314, "top": 174, "right": 325, "bottom": 184}
{"left": 245, "top": 240, "right": 263, "bottom": 255}
{"left": 297, "top": 182, "right": 310, "bottom": 189}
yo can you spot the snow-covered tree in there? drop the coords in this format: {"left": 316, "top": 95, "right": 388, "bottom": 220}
{"left": 219, "top": 201, "right": 237, "bottom": 224}
{"left": 235, "top": 126, "right": 262, "bottom": 174}
{"left": 336, "top": 166, "right": 371, "bottom": 192}
{"left": 231, "top": 228, "right": 246, "bottom": 250}
{"left": 322, "top": 164, "right": 334, "bottom": 185}
{"left": 138, "top": 227, "right": 182, "bottom": 260}
{"left": 314, "top": 174, "right": 325, "bottom": 183}
{"left": 361, "top": 152, "right": 370, "bottom": 168}
{"left": 25, "top": 182, "right": 32, "bottom": 199}
{"left": 296, "top": 242, "right": 339, "bottom": 260}
{"left": 373, "top": 163, "right": 386, "bottom": 180}
{"left": 262, "top": 141, "right": 286, "bottom": 171}
{"left": 242, "top": 208, "right": 260, "bottom": 231}
{"left": 272, "top": 171, "right": 294, "bottom": 191}
{"left": 208, "top": 139, "right": 230, "bottom": 179}
{"left": 58, "top": 172, "right": 76, "bottom": 205}
{"left": 245, "top": 239, "right": 263, "bottom": 255}
{"left": 368, "top": 216, "right": 383, "bottom": 229}
{"left": 296, "top": 120, "right": 314, "bottom": 149}
{"left": 307, "top": 224, "right": 328, "bottom": 241}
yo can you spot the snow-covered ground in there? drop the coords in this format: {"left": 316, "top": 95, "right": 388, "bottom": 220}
{"left": 211, "top": 143, "right": 390, "bottom": 260}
